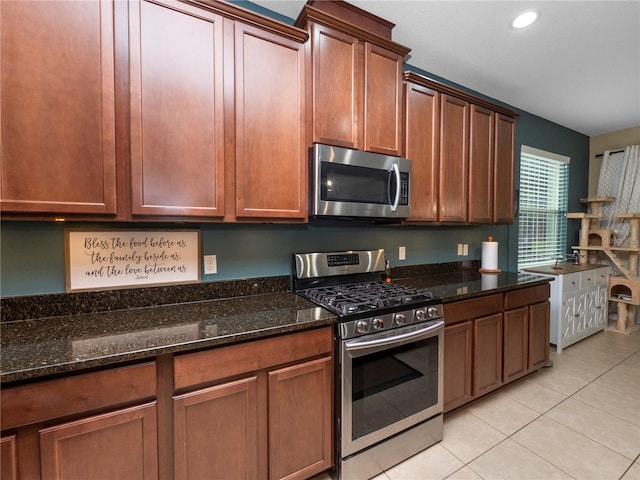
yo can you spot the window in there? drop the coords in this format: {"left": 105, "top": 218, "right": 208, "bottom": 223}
{"left": 517, "top": 146, "right": 570, "bottom": 270}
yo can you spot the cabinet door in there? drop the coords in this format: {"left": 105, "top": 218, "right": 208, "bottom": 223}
{"left": 1, "top": 0, "right": 117, "bottom": 215}
{"left": 473, "top": 313, "right": 503, "bottom": 396}
{"left": 444, "top": 321, "right": 473, "bottom": 412}
{"left": 129, "top": 0, "right": 225, "bottom": 218}
{"left": 493, "top": 114, "right": 516, "bottom": 224}
{"left": 173, "top": 377, "right": 258, "bottom": 480}
{"left": 503, "top": 307, "right": 529, "bottom": 383}
{"left": 528, "top": 301, "right": 550, "bottom": 370}
{"left": 595, "top": 283, "right": 608, "bottom": 329}
{"left": 40, "top": 403, "right": 158, "bottom": 480}
{"left": 309, "top": 23, "right": 359, "bottom": 149}
{"left": 439, "top": 94, "right": 469, "bottom": 222}
{"left": 561, "top": 291, "right": 578, "bottom": 343}
{"left": 268, "top": 356, "right": 332, "bottom": 480}
{"left": 404, "top": 82, "right": 440, "bottom": 222}
{"left": 575, "top": 290, "right": 587, "bottom": 335}
{"left": 468, "top": 105, "right": 494, "bottom": 224}
{"left": 1, "top": 435, "right": 17, "bottom": 480}
{"left": 234, "top": 23, "right": 306, "bottom": 220}
{"left": 585, "top": 287, "right": 597, "bottom": 329}
{"left": 364, "top": 43, "right": 403, "bottom": 156}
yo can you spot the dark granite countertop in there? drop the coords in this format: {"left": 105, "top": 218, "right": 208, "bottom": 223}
{"left": 1, "top": 292, "right": 335, "bottom": 385}
{"left": 1, "top": 269, "right": 552, "bottom": 385}
{"left": 395, "top": 271, "right": 553, "bottom": 303}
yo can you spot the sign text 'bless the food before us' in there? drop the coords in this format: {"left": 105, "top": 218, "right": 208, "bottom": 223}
{"left": 65, "top": 230, "right": 201, "bottom": 292}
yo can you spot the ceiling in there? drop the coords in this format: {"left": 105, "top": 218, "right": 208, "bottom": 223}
{"left": 250, "top": 0, "right": 640, "bottom": 137}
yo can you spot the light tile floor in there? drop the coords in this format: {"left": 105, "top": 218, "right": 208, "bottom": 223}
{"left": 317, "top": 327, "right": 640, "bottom": 480}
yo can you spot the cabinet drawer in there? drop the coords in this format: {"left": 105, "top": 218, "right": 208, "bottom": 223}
{"left": 443, "top": 294, "right": 502, "bottom": 324}
{"left": 580, "top": 270, "right": 597, "bottom": 289}
{"left": 174, "top": 327, "right": 332, "bottom": 390}
{"left": 504, "top": 284, "right": 550, "bottom": 310}
{"left": 593, "top": 267, "right": 609, "bottom": 285}
{"left": 562, "top": 272, "right": 580, "bottom": 293}
{"left": 1, "top": 362, "right": 156, "bottom": 430}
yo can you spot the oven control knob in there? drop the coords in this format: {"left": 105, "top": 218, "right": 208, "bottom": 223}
{"left": 372, "top": 318, "right": 384, "bottom": 330}
{"left": 427, "top": 306, "right": 439, "bottom": 318}
{"left": 415, "top": 309, "right": 427, "bottom": 321}
{"left": 393, "top": 313, "right": 407, "bottom": 325}
{"left": 356, "top": 320, "right": 369, "bottom": 334}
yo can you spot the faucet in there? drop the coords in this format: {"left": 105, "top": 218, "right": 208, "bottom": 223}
{"left": 571, "top": 250, "right": 581, "bottom": 265}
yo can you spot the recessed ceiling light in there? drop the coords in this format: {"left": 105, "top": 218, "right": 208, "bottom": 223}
{"left": 511, "top": 10, "right": 540, "bottom": 29}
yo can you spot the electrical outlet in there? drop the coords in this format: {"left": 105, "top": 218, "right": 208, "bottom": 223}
{"left": 399, "top": 246, "right": 406, "bottom": 260}
{"left": 457, "top": 244, "right": 463, "bottom": 255}
{"left": 203, "top": 255, "right": 217, "bottom": 274}
{"left": 463, "top": 244, "right": 469, "bottom": 256}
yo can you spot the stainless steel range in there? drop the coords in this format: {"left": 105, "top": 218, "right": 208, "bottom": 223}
{"left": 293, "top": 249, "right": 444, "bottom": 480}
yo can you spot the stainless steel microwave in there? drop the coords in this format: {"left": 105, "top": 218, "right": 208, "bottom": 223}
{"left": 310, "top": 144, "right": 411, "bottom": 220}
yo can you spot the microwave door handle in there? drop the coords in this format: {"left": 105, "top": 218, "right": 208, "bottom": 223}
{"left": 389, "top": 163, "right": 400, "bottom": 212}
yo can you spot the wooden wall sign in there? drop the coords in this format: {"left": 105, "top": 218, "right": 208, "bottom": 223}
{"left": 65, "top": 229, "right": 200, "bottom": 292}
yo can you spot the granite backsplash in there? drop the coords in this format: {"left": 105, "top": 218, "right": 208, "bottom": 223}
{"left": 1, "top": 260, "right": 480, "bottom": 322}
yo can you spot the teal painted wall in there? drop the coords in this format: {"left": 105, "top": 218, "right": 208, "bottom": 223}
{"left": 0, "top": 3, "right": 590, "bottom": 298}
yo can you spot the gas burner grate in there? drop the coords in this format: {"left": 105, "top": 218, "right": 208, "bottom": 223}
{"left": 301, "top": 281, "right": 435, "bottom": 317}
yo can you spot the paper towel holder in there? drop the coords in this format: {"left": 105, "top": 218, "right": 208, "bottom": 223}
{"left": 479, "top": 268, "right": 501, "bottom": 274}
{"left": 479, "top": 236, "right": 501, "bottom": 274}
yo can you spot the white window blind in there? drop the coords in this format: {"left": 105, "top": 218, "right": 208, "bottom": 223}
{"left": 517, "top": 147, "right": 569, "bottom": 270}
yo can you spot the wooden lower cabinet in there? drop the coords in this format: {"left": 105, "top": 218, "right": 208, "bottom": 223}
{"left": 174, "top": 377, "right": 259, "bottom": 480}
{"left": 0, "top": 362, "right": 157, "bottom": 480}
{"left": 1, "top": 328, "right": 333, "bottom": 480}
{"left": 529, "top": 301, "right": 551, "bottom": 370}
{"left": 1, "top": 435, "right": 17, "bottom": 480}
{"left": 503, "top": 307, "right": 529, "bottom": 383}
{"left": 173, "top": 327, "right": 334, "bottom": 480}
{"left": 504, "top": 284, "right": 551, "bottom": 381}
{"left": 268, "top": 357, "right": 332, "bottom": 480}
{"left": 39, "top": 403, "right": 158, "bottom": 480}
{"left": 443, "top": 285, "right": 551, "bottom": 413}
{"left": 473, "top": 313, "right": 503, "bottom": 397}
{"left": 443, "top": 321, "right": 473, "bottom": 412}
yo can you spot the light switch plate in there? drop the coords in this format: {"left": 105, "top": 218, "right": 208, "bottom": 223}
{"left": 399, "top": 246, "right": 406, "bottom": 260}
{"left": 204, "top": 255, "right": 217, "bottom": 274}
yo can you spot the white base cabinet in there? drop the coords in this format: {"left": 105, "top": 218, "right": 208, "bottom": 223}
{"left": 551, "top": 267, "right": 609, "bottom": 352}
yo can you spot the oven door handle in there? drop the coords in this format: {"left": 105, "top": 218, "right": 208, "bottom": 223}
{"left": 344, "top": 320, "right": 443, "bottom": 356}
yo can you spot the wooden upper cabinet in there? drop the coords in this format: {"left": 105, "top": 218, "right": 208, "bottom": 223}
{"left": 309, "top": 23, "right": 360, "bottom": 150}
{"left": 129, "top": 0, "right": 225, "bottom": 218}
{"left": 403, "top": 79, "right": 440, "bottom": 222}
{"left": 468, "top": 105, "right": 495, "bottom": 224}
{"left": 0, "top": 0, "right": 118, "bottom": 216}
{"left": 493, "top": 113, "right": 516, "bottom": 224}
{"left": 439, "top": 94, "right": 469, "bottom": 223}
{"left": 364, "top": 43, "right": 404, "bottom": 155}
{"left": 403, "top": 72, "right": 518, "bottom": 225}
{"left": 297, "top": 2, "right": 409, "bottom": 155}
{"left": 234, "top": 22, "right": 306, "bottom": 220}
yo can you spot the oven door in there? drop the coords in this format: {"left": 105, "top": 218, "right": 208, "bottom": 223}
{"left": 340, "top": 319, "right": 444, "bottom": 458}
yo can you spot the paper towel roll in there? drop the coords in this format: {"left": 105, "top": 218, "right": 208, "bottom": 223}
{"left": 481, "top": 240, "right": 499, "bottom": 271}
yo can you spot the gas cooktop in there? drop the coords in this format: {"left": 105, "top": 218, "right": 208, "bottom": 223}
{"left": 299, "top": 281, "right": 437, "bottom": 317}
